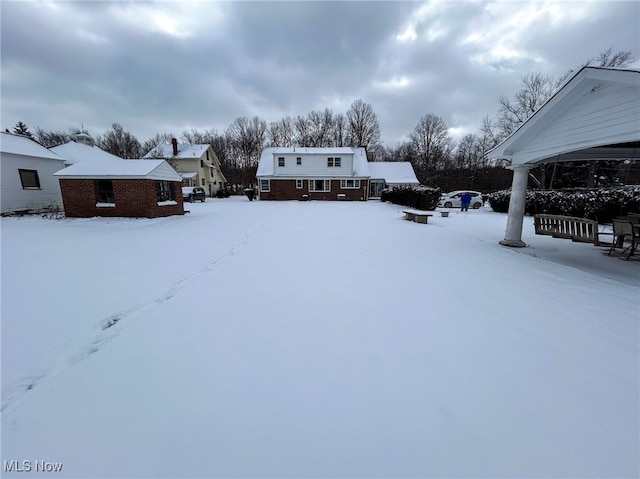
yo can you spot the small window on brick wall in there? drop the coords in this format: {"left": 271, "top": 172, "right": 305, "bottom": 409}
{"left": 95, "top": 180, "right": 115, "bottom": 204}
{"left": 156, "top": 181, "right": 175, "bottom": 202}
{"left": 296, "top": 179, "right": 303, "bottom": 189}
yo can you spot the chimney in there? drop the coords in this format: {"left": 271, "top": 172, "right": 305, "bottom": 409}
{"left": 172, "top": 138, "right": 178, "bottom": 156}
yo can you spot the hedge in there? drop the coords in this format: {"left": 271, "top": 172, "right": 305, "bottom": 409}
{"left": 380, "top": 185, "right": 441, "bottom": 211}
{"left": 487, "top": 187, "right": 640, "bottom": 223}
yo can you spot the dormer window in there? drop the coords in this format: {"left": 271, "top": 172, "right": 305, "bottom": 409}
{"left": 327, "top": 157, "right": 334, "bottom": 167}
{"left": 334, "top": 157, "right": 341, "bottom": 167}
{"left": 297, "top": 157, "right": 302, "bottom": 165}
{"left": 278, "top": 157, "right": 285, "bottom": 167}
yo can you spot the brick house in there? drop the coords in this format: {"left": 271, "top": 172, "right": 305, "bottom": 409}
{"left": 143, "top": 138, "right": 227, "bottom": 197}
{"left": 256, "top": 147, "right": 370, "bottom": 201}
{"left": 54, "top": 159, "right": 185, "bottom": 218}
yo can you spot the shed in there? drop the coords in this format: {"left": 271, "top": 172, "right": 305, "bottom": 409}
{"left": 54, "top": 159, "right": 185, "bottom": 218}
{"left": 0, "top": 132, "right": 67, "bottom": 214}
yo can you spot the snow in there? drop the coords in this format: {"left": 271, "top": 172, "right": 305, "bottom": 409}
{"left": 0, "top": 132, "right": 64, "bottom": 161}
{"left": 143, "top": 142, "right": 209, "bottom": 159}
{"left": 368, "top": 162, "right": 419, "bottom": 184}
{"left": 50, "top": 141, "right": 124, "bottom": 164}
{"left": 1, "top": 198, "right": 638, "bottom": 478}
{"left": 53, "top": 159, "right": 182, "bottom": 181}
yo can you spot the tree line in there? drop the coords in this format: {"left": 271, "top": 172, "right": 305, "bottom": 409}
{"left": 10, "top": 49, "right": 637, "bottom": 192}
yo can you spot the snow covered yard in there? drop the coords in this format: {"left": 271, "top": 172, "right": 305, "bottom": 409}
{"left": 1, "top": 197, "right": 638, "bottom": 478}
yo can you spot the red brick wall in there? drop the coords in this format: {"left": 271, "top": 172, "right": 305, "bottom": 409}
{"left": 59, "top": 179, "right": 184, "bottom": 218}
{"left": 259, "top": 179, "right": 369, "bottom": 201}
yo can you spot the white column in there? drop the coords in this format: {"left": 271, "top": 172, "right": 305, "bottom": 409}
{"left": 500, "top": 165, "right": 532, "bottom": 248}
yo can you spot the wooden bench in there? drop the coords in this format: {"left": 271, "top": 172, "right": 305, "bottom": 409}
{"left": 403, "top": 210, "right": 433, "bottom": 224}
{"left": 533, "top": 214, "right": 611, "bottom": 246}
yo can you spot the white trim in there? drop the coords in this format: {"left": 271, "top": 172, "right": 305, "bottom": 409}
{"left": 96, "top": 202, "right": 116, "bottom": 208}
{"left": 340, "top": 179, "right": 360, "bottom": 189}
{"left": 309, "top": 179, "right": 331, "bottom": 192}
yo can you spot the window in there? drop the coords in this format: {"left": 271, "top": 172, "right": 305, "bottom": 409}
{"left": 18, "top": 169, "right": 40, "bottom": 189}
{"left": 260, "top": 179, "right": 270, "bottom": 192}
{"left": 200, "top": 160, "right": 204, "bottom": 168}
{"left": 155, "top": 181, "right": 175, "bottom": 202}
{"left": 340, "top": 179, "right": 360, "bottom": 189}
{"left": 201, "top": 178, "right": 205, "bottom": 186}
{"left": 95, "top": 180, "right": 114, "bottom": 204}
{"left": 327, "top": 157, "right": 334, "bottom": 167}
{"left": 297, "top": 157, "right": 302, "bottom": 165}
{"left": 296, "top": 179, "right": 303, "bottom": 189}
{"left": 309, "top": 179, "right": 330, "bottom": 192}
{"left": 278, "top": 157, "right": 285, "bottom": 167}
{"left": 334, "top": 157, "right": 341, "bottom": 167}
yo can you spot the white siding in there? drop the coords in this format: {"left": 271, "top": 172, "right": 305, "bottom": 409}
{"left": 273, "top": 153, "right": 354, "bottom": 177}
{"left": 0, "top": 153, "right": 66, "bottom": 213}
{"left": 513, "top": 82, "right": 640, "bottom": 163}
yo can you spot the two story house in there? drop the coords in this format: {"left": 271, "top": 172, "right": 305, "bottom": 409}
{"left": 143, "top": 138, "right": 227, "bottom": 197}
{"left": 256, "top": 147, "right": 371, "bottom": 200}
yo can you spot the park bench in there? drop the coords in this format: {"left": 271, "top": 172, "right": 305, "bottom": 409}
{"left": 403, "top": 210, "right": 433, "bottom": 224}
{"left": 533, "top": 214, "right": 611, "bottom": 246}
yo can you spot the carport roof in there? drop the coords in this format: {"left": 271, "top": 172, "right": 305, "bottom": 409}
{"left": 488, "top": 67, "right": 640, "bottom": 167}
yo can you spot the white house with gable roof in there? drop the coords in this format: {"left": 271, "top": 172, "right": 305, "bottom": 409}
{"left": 256, "top": 147, "right": 371, "bottom": 200}
{"left": 143, "top": 138, "right": 227, "bottom": 197}
{"left": 0, "top": 132, "right": 67, "bottom": 214}
{"left": 256, "top": 147, "right": 420, "bottom": 200}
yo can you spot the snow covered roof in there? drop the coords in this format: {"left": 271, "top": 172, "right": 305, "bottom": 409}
{"left": 54, "top": 159, "right": 182, "bottom": 181}
{"left": 143, "top": 142, "right": 210, "bottom": 159}
{"left": 489, "top": 67, "right": 640, "bottom": 166}
{"left": 257, "top": 146, "right": 370, "bottom": 177}
{"left": 0, "top": 132, "right": 66, "bottom": 162}
{"left": 368, "top": 162, "right": 419, "bottom": 184}
{"left": 50, "top": 141, "right": 124, "bottom": 164}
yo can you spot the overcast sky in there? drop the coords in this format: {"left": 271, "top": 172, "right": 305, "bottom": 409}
{"left": 2, "top": 1, "right": 639, "bottom": 148}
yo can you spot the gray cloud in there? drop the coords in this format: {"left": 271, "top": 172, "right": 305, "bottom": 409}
{"left": 2, "top": 1, "right": 638, "bottom": 148}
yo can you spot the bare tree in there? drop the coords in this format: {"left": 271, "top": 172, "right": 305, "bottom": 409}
{"left": 268, "top": 117, "right": 295, "bottom": 147}
{"left": 96, "top": 123, "right": 142, "bottom": 158}
{"left": 346, "top": 99, "right": 381, "bottom": 154}
{"left": 225, "top": 116, "right": 267, "bottom": 185}
{"left": 293, "top": 115, "right": 311, "bottom": 147}
{"left": 141, "top": 133, "right": 174, "bottom": 157}
{"left": 306, "top": 108, "right": 334, "bottom": 147}
{"left": 410, "top": 114, "right": 454, "bottom": 182}
{"left": 33, "top": 127, "right": 74, "bottom": 148}
{"left": 331, "top": 113, "right": 347, "bottom": 147}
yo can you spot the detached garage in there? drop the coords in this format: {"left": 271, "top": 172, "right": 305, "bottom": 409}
{"left": 54, "top": 159, "right": 185, "bottom": 218}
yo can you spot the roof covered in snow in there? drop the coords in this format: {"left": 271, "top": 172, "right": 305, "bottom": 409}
{"left": 0, "top": 132, "right": 66, "bottom": 162}
{"left": 489, "top": 67, "right": 640, "bottom": 166}
{"left": 54, "top": 159, "right": 182, "bottom": 181}
{"left": 143, "top": 142, "right": 210, "bottom": 159}
{"left": 368, "top": 162, "right": 419, "bottom": 184}
{"left": 50, "top": 141, "right": 124, "bottom": 164}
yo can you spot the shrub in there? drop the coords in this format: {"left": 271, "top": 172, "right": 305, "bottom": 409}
{"left": 380, "top": 185, "right": 441, "bottom": 210}
{"left": 486, "top": 187, "right": 640, "bottom": 223}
